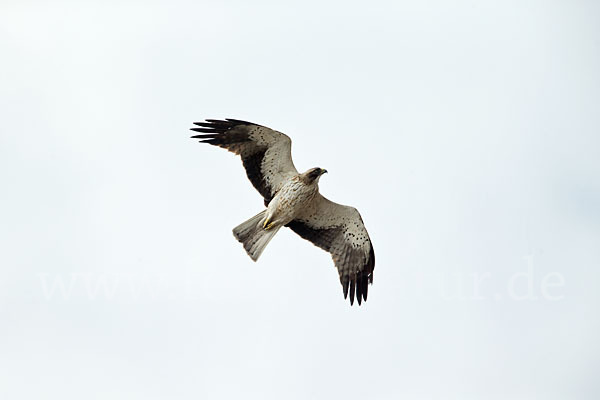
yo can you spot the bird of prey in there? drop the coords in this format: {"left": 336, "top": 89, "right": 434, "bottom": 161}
{"left": 191, "top": 119, "right": 375, "bottom": 305}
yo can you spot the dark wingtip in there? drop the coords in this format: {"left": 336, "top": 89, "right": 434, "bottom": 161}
{"left": 190, "top": 118, "right": 256, "bottom": 138}
{"left": 190, "top": 132, "right": 216, "bottom": 139}
{"left": 225, "top": 118, "right": 256, "bottom": 126}
{"left": 190, "top": 127, "right": 221, "bottom": 133}
{"left": 342, "top": 279, "right": 349, "bottom": 299}
{"left": 357, "top": 275, "right": 366, "bottom": 306}
{"left": 341, "top": 249, "right": 374, "bottom": 306}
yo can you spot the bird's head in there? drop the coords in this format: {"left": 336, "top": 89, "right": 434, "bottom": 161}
{"left": 303, "top": 167, "right": 328, "bottom": 184}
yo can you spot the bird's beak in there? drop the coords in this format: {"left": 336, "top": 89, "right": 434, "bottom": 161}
{"left": 321, "top": 169, "right": 328, "bottom": 175}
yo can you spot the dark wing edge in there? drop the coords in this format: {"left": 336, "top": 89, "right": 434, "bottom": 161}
{"left": 190, "top": 118, "right": 273, "bottom": 203}
{"left": 286, "top": 220, "right": 375, "bottom": 306}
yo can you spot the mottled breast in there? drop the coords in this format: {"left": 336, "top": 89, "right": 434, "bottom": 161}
{"left": 273, "top": 176, "right": 318, "bottom": 222}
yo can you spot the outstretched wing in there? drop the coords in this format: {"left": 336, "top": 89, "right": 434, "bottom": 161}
{"left": 286, "top": 194, "right": 375, "bottom": 305}
{"left": 191, "top": 119, "right": 298, "bottom": 205}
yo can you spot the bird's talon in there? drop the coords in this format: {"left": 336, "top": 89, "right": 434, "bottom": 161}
{"left": 263, "top": 218, "right": 272, "bottom": 230}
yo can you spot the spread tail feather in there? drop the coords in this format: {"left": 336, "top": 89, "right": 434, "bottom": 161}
{"left": 232, "top": 210, "right": 280, "bottom": 261}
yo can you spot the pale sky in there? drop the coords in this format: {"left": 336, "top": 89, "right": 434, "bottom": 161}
{"left": 1, "top": 1, "right": 599, "bottom": 399}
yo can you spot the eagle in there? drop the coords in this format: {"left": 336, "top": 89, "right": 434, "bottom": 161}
{"left": 191, "top": 119, "right": 375, "bottom": 305}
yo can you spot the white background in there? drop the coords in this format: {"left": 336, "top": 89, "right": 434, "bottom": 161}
{"left": 1, "top": 1, "right": 599, "bottom": 399}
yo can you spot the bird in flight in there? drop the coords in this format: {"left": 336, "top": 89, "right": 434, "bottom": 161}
{"left": 191, "top": 119, "right": 375, "bottom": 305}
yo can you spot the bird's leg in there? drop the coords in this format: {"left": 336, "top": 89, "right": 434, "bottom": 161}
{"left": 263, "top": 202, "right": 278, "bottom": 231}
{"left": 263, "top": 218, "right": 275, "bottom": 231}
